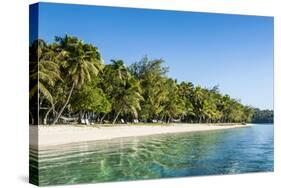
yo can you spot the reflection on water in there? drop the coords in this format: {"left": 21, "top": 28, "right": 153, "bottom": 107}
{"left": 30, "top": 124, "right": 273, "bottom": 186}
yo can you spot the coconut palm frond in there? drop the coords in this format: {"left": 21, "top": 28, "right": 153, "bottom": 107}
{"left": 38, "top": 82, "right": 53, "bottom": 105}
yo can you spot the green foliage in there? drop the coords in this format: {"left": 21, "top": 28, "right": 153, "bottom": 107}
{"left": 54, "top": 35, "right": 104, "bottom": 88}
{"left": 102, "top": 60, "right": 143, "bottom": 123}
{"left": 71, "top": 80, "right": 111, "bottom": 113}
{"left": 29, "top": 35, "right": 268, "bottom": 125}
{"left": 161, "top": 79, "right": 185, "bottom": 122}
{"left": 51, "top": 35, "right": 104, "bottom": 124}
{"left": 129, "top": 57, "right": 169, "bottom": 121}
{"left": 252, "top": 109, "right": 273, "bottom": 123}
{"left": 29, "top": 40, "right": 61, "bottom": 105}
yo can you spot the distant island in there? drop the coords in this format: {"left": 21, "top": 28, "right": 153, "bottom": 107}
{"left": 29, "top": 35, "right": 273, "bottom": 126}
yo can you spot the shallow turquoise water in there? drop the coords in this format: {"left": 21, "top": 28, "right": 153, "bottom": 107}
{"left": 30, "top": 124, "right": 273, "bottom": 186}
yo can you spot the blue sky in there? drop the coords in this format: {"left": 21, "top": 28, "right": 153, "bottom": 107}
{"left": 35, "top": 3, "right": 274, "bottom": 110}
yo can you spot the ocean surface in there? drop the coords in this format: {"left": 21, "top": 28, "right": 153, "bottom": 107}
{"left": 30, "top": 124, "right": 273, "bottom": 186}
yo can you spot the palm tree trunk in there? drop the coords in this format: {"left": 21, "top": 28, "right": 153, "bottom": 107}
{"left": 44, "top": 102, "right": 58, "bottom": 125}
{"left": 43, "top": 106, "right": 53, "bottom": 125}
{"left": 160, "top": 115, "right": 164, "bottom": 122}
{"left": 79, "top": 110, "right": 85, "bottom": 123}
{"left": 100, "top": 113, "right": 107, "bottom": 123}
{"left": 52, "top": 83, "right": 75, "bottom": 125}
{"left": 112, "top": 110, "right": 121, "bottom": 124}
{"left": 167, "top": 117, "right": 171, "bottom": 124}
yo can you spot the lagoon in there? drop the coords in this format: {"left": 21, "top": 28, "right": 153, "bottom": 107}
{"left": 30, "top": 124, "right": 273, "bottom": 186}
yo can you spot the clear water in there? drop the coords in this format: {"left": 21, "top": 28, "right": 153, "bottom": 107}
{"left": 30, "top": 124, "right": 273, "bottom": 186}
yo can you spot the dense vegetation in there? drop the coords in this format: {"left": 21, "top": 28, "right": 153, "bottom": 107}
{"left": 252, "top": 109, "right": 273, "bottom": 123}
{"left": 29, "top": 35, "right": 272, "bottom": 125}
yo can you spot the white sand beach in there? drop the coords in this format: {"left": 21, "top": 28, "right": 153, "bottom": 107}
{"left": 30, "top": 124, "right": 250, "bottom": 147}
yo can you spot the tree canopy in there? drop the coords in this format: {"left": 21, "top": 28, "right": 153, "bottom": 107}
{"left": 29, "top": 35, "right": 272, "bottom": 125}
{"left": 252, "top": 109, "right": 273, "bottom": 123}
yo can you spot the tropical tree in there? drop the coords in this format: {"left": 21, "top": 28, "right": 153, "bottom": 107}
{"left": 252, "top": 108, "right": 273, "bottom": 123}
{"left": 30, "top": 39, "right": 61, "bottom": 106}
{"left": 242, "top": 106, "right": 254, "bottom": 123}
{"left": 129, "top": 57, "right": 169, "bottom": 121}
{"left": 161, "top": 79, "right": 185, "bottom": 123}
{"left": 190, "top": 86, "right": 207, "bottom": 123}
{"left": 202, "top": 86, "right": 223, "bottom": 123}
{"left": 202, "top": 92, "right": 222, "bottom": 123}
{"left": 178, "top": 82, "right": 195, "bottom": 122}
{"left": 51, "top": 35, "right": 104, "bottom": 124}
{"left": 29, "top": 35, "right": 260, "bottom": 125}
{"left": 71, "top": 79, "right": 112, "bottom": 122}
{"left": 103, "top": 60, "right": 143, "bottom": 124}
{"left": 29, "top": 39, "right": 62, "bottom": 124}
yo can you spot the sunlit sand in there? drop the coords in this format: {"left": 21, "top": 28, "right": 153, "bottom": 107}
{"left": 30, "top": 124, "right": 250, "bottom": 147}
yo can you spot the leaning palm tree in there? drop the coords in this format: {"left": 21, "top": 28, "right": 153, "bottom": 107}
{"left": 51, "top": 35, "right": 104, "bottom": 125}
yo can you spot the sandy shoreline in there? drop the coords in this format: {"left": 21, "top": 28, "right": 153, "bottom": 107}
{"left": 30, "top": 124, "right": 250, "bottom": 147}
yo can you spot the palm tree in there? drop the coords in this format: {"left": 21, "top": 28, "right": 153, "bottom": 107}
{"left": 112, "top": 77, "right": 143, "bottom": 124}
{"left": 178, "top": 82, "right": 195, "bottom": 122}
{"left": 161, "top": 79, "right": 185, "bottom": 123}
{"left": 103, "top": 60, "right": 143, "bottom": 124}
{"left": 30, "top": 40, "right": 61, "bottom": 125}
{"left": 111, "top": 59, "right": 130, "bottom": 84}
{"left": 52, "top": 35, "right": 104, "bottom": 125}
{"left": 202, "top": 94, "right": 221, "bottom": 123}
{"left": 190, "top": 86, "right": 206, "bottom": 123}
{"left": 129, "top": 58, "right": 169, "bottom": 121}
{"left": 30, "top": 40, "right": 61, "bottom": 106}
